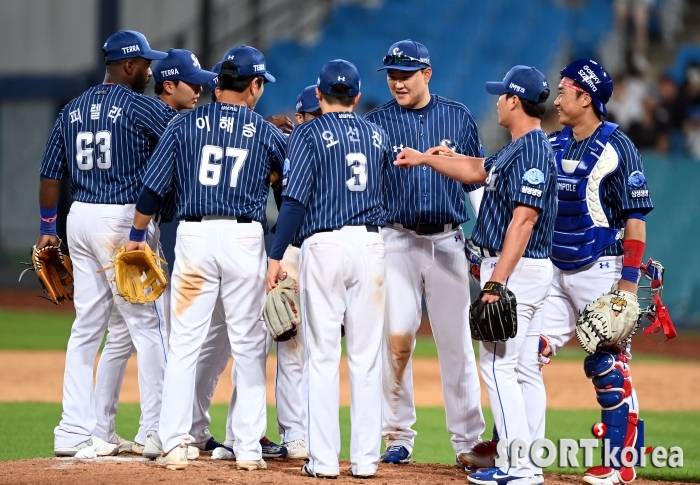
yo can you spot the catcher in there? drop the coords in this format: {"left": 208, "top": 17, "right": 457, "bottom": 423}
{"left": 395, "top": 65, "right": 556, "bottom": 485}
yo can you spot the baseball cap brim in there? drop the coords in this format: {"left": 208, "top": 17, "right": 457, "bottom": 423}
{"left": 180, "top": 69, "right": 218, "bottom": 85}
{"left": 485, "top": 81, "right": 508, "bottom": 96}
{"left": 263, "top": 72, "right": 276, "bottom": 83}
{"left": 377, "top": 65, "right": 424, "bottom": 72}
{"left": 141, "top": 49, "right": 168, "bottom": 61}
{"left": 591, "top": 98, "right": 608, "bottom": 117}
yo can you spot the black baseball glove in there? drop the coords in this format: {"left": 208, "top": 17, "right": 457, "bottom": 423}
{"left": 469, "top": 281, "right": 518, "bottom": 342}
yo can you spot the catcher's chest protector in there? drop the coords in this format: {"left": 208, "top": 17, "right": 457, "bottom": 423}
{"left": 549, "top": 122, "right": 623, "bottom": 270}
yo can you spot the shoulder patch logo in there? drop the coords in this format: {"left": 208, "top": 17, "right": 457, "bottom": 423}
{"left": 523, "top": 168, "right": 545, "bottom": 185}
{"left": 627, "top": 170, "right": 647, "bottom": 188}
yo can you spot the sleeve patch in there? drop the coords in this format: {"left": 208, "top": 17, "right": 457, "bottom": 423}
{"left": 520, "top": 186, "right": 543, "bottom": 198}
{"left": 630, "top": 189, "right": 649, "bottom": 198}
{"left": 628, "top": 170, "right": 647, "bottom": 188}
{"left": 523, "top": 168, "right": 545, "bottom": 185}
{"left": 282, "top": 158, "right": 291, "bottom": 186}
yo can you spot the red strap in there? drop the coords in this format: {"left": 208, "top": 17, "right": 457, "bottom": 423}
{"left": 623, "top": 239, "right": 645, "bottom": 268}
{"left": 643, "top": 294, "right": 678, "bottom": 344}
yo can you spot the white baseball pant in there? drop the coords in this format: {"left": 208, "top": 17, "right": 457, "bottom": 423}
{"left": 55, "top": 202, "right": 167, "bottom": 448}
{"left": 381, "top": 225, "right": 485, "bottom": 455}
{"left": 479, "top": 256, "right": 553, "bottom": 478}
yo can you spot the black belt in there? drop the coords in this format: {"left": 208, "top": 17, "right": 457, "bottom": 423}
{"left": 389, "top": 221, "right": 459, "bottom": 236}
{"left": 317, "top": 224, "right": 379, "bottom": 234}
{"left": 479, "top": 247, "right": 501, "bottom": 257}
{"left": 182, "top": 216, "right": 253, "bottom": 223}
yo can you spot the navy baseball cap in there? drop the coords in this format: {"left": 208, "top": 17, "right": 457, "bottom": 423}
{"left": 208, "top": 62, "right": 222, "bottom": 92}
{"left": 378, "top": 39, "right": 431, "bottom": 72}
{"left": 296, "top": 85, "right": 321, "bottom": 113}
{"left": 152, "top": 49, "right": 217, "bottom": 84}
{"left": 102, "top": 30, "right": 167, "bottom": 62}
{"left": 560, "top": 59, "right": 613, "bottom": 117}
{"left": 317, "top": 60, "right": 361, "bottom": 97}
{"left": 220, "top": 45, "right": 275, "bottom": 83}
{"left": 485, "top": 65, "right": 550, "bottom": 103}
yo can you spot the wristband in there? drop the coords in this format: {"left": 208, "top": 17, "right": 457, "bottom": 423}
{"left": 622, "top": 239, "right": 644, "bottom": 269}
{"left": 129, "top": 226, "right": 147, "bottom": 242}
{"left": 40, "top": 206, "right": 58, "bottom": 236}
{"left": 620, "top": 266, "right": 641, "bottom": 284}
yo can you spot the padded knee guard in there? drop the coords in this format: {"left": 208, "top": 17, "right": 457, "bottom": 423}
{"left": 584, "top": 349, "right": 640, "bottom": 469}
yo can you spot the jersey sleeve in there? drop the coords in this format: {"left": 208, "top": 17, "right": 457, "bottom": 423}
{"left": 283, "top": 127, "right": 316, "bottom": 206}
{"left": 40, "top": 112, "right": 69, "bottom": 180}
{"left": 458, "top": 110, "right": 484, "bottom": 193}
{"left": 508, "top": 136, "right": 552, "bottom": 211}
{"left": 131, "top": 95, "right": 178, "bottom": 143}
{"left": 142, "top": 121, "right": 180, "bottom": 197}
{"left": 610, "top": 133, "right": 654, "bottom": 214}
{"left": 265, "top": 122, "right": 287, "bottom": 183}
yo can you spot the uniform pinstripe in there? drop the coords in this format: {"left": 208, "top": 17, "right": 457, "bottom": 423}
{"left": 283, "top": 112, "right": 389, "bottom": 238}
{"left": 365, "top": 95, "right": 482, "bottom": 225}
{"left": 282, "top": 111, "right": 388, "bottom": 476}
{"left": 144, "top": 103, "right": 285, "bottom": 228}
{"left": 151, "top": 101, "right": 282, "bottom": 459}
{"left": 365, "top": 94, "right": 486, "bottom": 459}
{"left": 45, "top": 83, "right": 177, "bottom": 451}
{"left": 548, "top": 125, "right": 653, "bottom": 257}
{"left": 473, "top": 129, "right": 557, "bottom": 259}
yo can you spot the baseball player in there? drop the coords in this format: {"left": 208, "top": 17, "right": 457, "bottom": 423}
{"left": 364, "top": 39, "right": 486, "bottom": 467}
{"left": 538, "top": 60, "right": 653, "bottom": 485}
{"left": 295, "top": 85, "right": 323, "bottom": 124}
{"left": 92, "top": 48, "right": 216, "bottom": 456}
{"left": 37, "top": 30, "right": 176, "bottom": 457}
{"left": 266, "top": 60, "right": 389, "bottom": 478}
{"left": 396, "top": 65, "right": 556, "bottom": 485}
{"left": 125, "top": 44, "right": 285, "bottom": 470}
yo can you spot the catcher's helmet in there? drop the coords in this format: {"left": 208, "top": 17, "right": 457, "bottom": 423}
{"left": 560, "top": 59, "right": 613, "bottom": 117}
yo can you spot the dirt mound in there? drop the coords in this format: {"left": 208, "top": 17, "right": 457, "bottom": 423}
{"left": 0, "top": 456, "right": 689, "bottom": 485}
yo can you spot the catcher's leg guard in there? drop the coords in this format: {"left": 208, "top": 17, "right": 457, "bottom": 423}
{"left": 583, "top": 349, "right": 640, "bottom": 483}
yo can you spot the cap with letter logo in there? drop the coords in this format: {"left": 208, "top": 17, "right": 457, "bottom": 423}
{"left": 102, "top": 30, "right": 168, "bottom": 62}
{"left": 208, "top": 62, "right": 222, "bottom": 92}
{"left": 152, "top": 49, "right": 217, "bottom": 84}
{"left": 560, "top": 59, "right": 613, "bottom": 116}
{"left": 295, "top": 85, "right": 321, "bottom": 114}
{"left": 378, "top": 39, "right": 431, "bottom": 72}
{"left": 220, "top": 45, "right": 275, "bottom": 83}
{"left": 317, "top": 59, "right": 361, "bottom": 97}
{"left": 485, "top": 65, "right": 550, "bottom": 103}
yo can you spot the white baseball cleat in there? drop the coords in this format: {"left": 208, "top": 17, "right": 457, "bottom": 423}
{"left": 236, "top": 458, "right": 267, "bottom": 471}
{"left": 211, "top": 446, "right": 235, "bottom": 460}
{"left": 155, "top": 443, "right": 189, "bottom": 470}
{"left": 112, "top": 435, "right": 135, "bottom": 454}
{"left": 132, "top": 442, "right": 145, "bottom": 454}
{"left": 54, "top": 436, "right": 118, "bottom": 457}
{"left": 282, "top": 439, "right": 308, "bottom": 460}
{"left": 142, "top": 431, "right": 199, "bottom": 460}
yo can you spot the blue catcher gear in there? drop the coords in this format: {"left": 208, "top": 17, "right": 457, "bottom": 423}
{"left": 560, "top": 60, "right": 614, "bottom": 117}
{"left": 583, "top": 348, "right": 643, "bottom": 478}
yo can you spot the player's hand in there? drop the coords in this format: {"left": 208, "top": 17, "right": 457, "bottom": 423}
{"left": 36, "top": 235, "right": 60, "bottom": 250}
{"left": 266, "top": 259, "right": 286, "bottom": 293}
{"left": 481, "top": 293, "right": 500, "bottom": 303}
{"left": 266, "top": 114, "right": 294, "bottom": 134}
{"left": 426, "top": 146, "right": 456, "bottom": 157}
{"left": 394, "top": 147, "right": 423, "bottom": 170}
{"left": 616, "top": 279, "right": 638, "bottom": 294}
{"left": 125, "top": 240, "right": 146, "bottom": 251}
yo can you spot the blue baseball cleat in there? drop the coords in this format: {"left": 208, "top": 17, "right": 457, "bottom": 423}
{"left": 381, "top": 445, "right": 411, "bottom": 464}
{"left": 467, "top": 467, "right": 534, "bottom": 485}
{"left": 260, "top": 436, "right": 288, "bottom": 459}
{"left": 193, "top": 436, "right": 227, "bottom": 454}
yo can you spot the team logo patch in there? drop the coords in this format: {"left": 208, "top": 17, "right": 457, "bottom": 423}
{"left": 627, "top": 170, "right": 647, "bottom": 188}
{"left": 523, "top": 168, "right": 545, "bottom": 185}
{"left": 283, "top": 158, "right": 291, "bottom": 177}
{"left": 440, "top": 138, "right": 456, "bottom": 150}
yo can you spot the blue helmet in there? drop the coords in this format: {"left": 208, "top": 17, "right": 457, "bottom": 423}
{"left": 560, "top": 59, "right": 613, "bottom": 117}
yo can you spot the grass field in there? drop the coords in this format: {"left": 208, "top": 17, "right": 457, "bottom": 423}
{"left": 0, "top": 308, "right": 698, "bottom": 481}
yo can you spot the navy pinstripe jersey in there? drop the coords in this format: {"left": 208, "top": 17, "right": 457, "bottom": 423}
{"left": 40, "top": 84, "right": 177, "bottom": 204}
{"left": 472, "top": 129, "right": 557, "bottom": 259}
{"left": 550, "top": 125, "right": 654, "bottom": 257}
{"left": 364, "top": 95, "right": 483, "bottom": 225}
{"left": 283, "top": 112, "right": 390, "bottom": 240}
{"left": 142, "top": 102, "right": 285, "bottom": 231}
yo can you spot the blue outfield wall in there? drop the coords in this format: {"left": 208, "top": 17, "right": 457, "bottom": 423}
{"left": 157, "top": 154, "right": 700, "bottom": 328}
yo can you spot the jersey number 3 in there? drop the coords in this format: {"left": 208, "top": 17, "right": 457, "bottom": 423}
{"left": 346, "top": 153, "right": 367, "bottom": 192}
{"left": 76, "top": 131, "right": 112, "bottom": 170}
{"left": 199, "top": 145, "right": 249, "bottom": 188}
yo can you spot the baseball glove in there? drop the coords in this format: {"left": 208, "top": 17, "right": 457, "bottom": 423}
{"left": 263, "top": 276, "right": 300, "bottom": 341}
{"left": 469, "top": 281, "right": 518, "bottom": 342}
{"left": 21, "top": 243, "right": 74, "bottom": 305}
{"left": 576, "top": 287, "right": 641, "bottom": 354}
{"left": 100, "top": 244, "right": 168, "bottom": 304}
